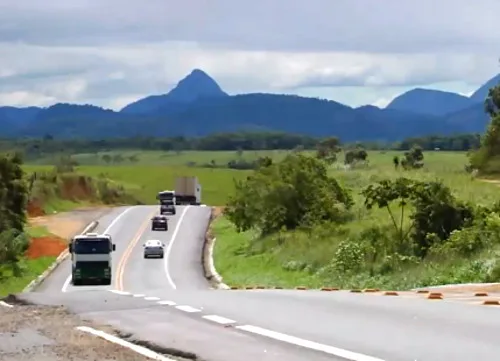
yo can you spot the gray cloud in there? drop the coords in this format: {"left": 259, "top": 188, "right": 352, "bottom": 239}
{"left": 0, "top": 0, "right": 499, "bottom": 109}
{"left": 0, "top": 0, "right": 499, "bottom": 54}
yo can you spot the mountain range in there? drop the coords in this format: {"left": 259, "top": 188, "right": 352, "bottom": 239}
{"left": 0, "top": 68, "right": 497, "bottom": 142}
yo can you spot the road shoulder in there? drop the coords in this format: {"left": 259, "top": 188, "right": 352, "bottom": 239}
{"left": 0, "top": 296, "right": 184, "bottom": 361}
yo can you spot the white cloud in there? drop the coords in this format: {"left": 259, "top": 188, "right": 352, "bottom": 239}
{"left": 0, "top": 91, "right": 56, "bottom": 107}
{"left": 372, "top": 97, "right": 395, "bottom": 108}
{"left": 0, "top": 0, "right": 499, "bottom": 109}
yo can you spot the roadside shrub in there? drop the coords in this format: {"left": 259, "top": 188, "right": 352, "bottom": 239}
{"left": 333, "top": 239, "right": 365, "bottom": 273}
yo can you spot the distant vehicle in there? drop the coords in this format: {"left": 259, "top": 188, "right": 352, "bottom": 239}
{"left": 143, "top": 239, "right": 165, "bottom": 258}
{"left": 175, "top": 176, "right": 201, "bottom": 205}
{"left": 151, "top": 215, "right": 168, "bottom": 231}
{"left": 157, "top": 190, "right": 176, "bottom": 215}
{"left": 69, "top": 232, "right": 116, "bottom": 286}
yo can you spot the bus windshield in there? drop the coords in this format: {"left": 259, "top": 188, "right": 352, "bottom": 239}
{"left": 73, "top": 238, "right": 111, "bottom": 254}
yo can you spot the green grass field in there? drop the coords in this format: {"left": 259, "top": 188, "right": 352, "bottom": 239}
{"left": 23, "top": 149, "right": 500, "bottom": 290}
{"left": 25, "top": 164, "right": 251, "bottom": 206}
{"left": 29, "top": 149, "right": 493, "bottom": 204}
{"left": 26, "top": 149, "right": 497, "bottom": 207}
{"left": 30, "top": 149, "right": 293, "bottom": 166}
{"left": 211, "top": 150, "right": 500, "bottom": 290}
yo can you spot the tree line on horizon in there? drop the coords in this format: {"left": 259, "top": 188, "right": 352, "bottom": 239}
{"left": 0, "top": 132, "right": 482, "bottom": 160}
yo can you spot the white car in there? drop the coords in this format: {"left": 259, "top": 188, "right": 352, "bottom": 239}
{"left": 143, "top": 239, "right": 165, "bottom": 259}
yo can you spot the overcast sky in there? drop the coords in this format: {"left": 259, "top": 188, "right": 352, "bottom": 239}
{"left": 0, "top": 0, "right": 498, "bottom": 110}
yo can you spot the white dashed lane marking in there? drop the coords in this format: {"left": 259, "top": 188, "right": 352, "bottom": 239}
{"left": 144, "top": 296, "right": 160, "bottom": 301}
{"left": 176, "top": 305, "right": 201, "bottom": 313}
{"left": 105, "top": 289, "right": 385, "bottom": 360}
{"left": 234, "top": 325, "right": 385, "bottom": 361}
{"left": 203, "top": 315, "right": 236, "bottom": 325}
{"left": 157, "top": 300, "right": 176, "bottom": 306}
{"left": 110, "top": 290, "right": 131, "bottom": 295}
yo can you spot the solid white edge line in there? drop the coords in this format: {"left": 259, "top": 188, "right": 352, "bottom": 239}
{"left": 163, "top": 205, "right": 190, "bottom": 290}
{"left": 62, "top": 207, "right": 133, "bottom": 293}
{"left": 202, "top": 315, "right": 236, "bottom": 325}
{"left": 76, "top": 326, "right": 175, "bottom": 361}
{"left": 144, "top": 297, "right": 160, "bottom": 301}
{"left": 175, "top": 305, "right": 201, "bottom": 313}
{"left": 157, "top": 300, "right": 176, "bottom": 306}
{"left": 235, "top": 325, "right": 386, "bottom": 361}
{"left": 0, "top": 301, "right": 13, "bottom": 308}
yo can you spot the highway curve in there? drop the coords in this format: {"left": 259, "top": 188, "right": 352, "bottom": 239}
{"left": 28, "top": 205, "right": 500, "bottom": 361}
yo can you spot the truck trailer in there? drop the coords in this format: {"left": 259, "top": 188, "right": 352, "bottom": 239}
{"left": 175, "top": 176, "right": 201, "bottom": 205}
{"left": 69, "top": 233, "right": 116, "bottom": 286}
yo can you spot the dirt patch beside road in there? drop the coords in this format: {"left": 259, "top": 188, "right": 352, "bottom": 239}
{"left": 0, "top": 302, "right": 169, "bottom": 361}
{"left": 25, "top": 236, "right": 67, "bottom": 259}
{"left": 28, "top": 207, "right": 112, "bottom": 240}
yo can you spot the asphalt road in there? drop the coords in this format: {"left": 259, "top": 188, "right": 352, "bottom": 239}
{"left": 30, "top": 205, "right": 500, "bottom": 361}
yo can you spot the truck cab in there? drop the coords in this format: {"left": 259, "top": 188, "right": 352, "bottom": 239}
{"left": 69, "top": 233, "right": 116, "bottom": 286}
{"left": 157, "top": 190, "right": 176, "bottom": 215}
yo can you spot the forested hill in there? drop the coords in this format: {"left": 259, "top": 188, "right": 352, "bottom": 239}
{"left": 0, "top": 69, "right": 496, "bottom": 141}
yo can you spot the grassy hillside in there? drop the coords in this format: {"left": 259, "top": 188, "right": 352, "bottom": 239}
{"left": 211, "top": 150, "right": 500, "bottom": 290}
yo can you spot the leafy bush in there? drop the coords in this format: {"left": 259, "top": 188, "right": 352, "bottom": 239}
{"left": 225, "top": 153, "right": 353, "bottom": 236}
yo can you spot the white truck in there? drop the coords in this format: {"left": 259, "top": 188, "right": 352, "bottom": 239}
{"left": 175, "top": 176, "right": 202, "bottom": 205}
{"left": 69, "top": 232, "right": 116, "bottom": 286}
{"left": 157, "top": 190, "right": 176, "bottom": 215}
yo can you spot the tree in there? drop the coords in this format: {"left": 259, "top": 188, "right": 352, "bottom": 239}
{"left": 362, "top": 177, "right": 474, "bottom": 258}
{"left": 393, "top": 155, "right": 400, "bottom": 169}
{"left": 401, "top": 145, "right": 424, "bottom": 169}
{"left": 102, "top": 154, "right": 112, "bottom": 164}
{"left": 469, "top": 74, "right": 500, "bottom": 173}
{"left": 410, "top": 181, "right": 474, "bottom": 257}
{"left": 0, "top": 153, "right": 30, "bottom": 278}
{"left": 316, "top": 137, "right": 342, "bottom": 163}
{"left": 225, "top": 153, "right": 353, "bottom": 236}
{"left": 344, "top": 147, "right": 368, "bottom": 165}
{"left": 256, "top": 156, "right": 273, "bottom": 168}
{"left": 362, "top": 178, "right": 417, "bottom": 247}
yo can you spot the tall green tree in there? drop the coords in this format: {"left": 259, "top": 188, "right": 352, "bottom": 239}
{"left": 0, "top": 152, "right": 30, "bottom": 279}
{"left": 469, "top": 79, "right": 500, "bottom": 173}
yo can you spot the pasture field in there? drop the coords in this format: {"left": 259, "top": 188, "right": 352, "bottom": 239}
{"left": 212, "top": 150, "right": 500, "bottom": 290}
{"left": 24, "top": 164, "right": 251, "bottom": 206}
{"left": 24, "top": 149, "right": 500, "bottom": 289}
{"left": 30, "top": 149, "right": 294, "bottom": 166}
{"left": 27, "top": 149, "right": 496, "bottom": 206}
